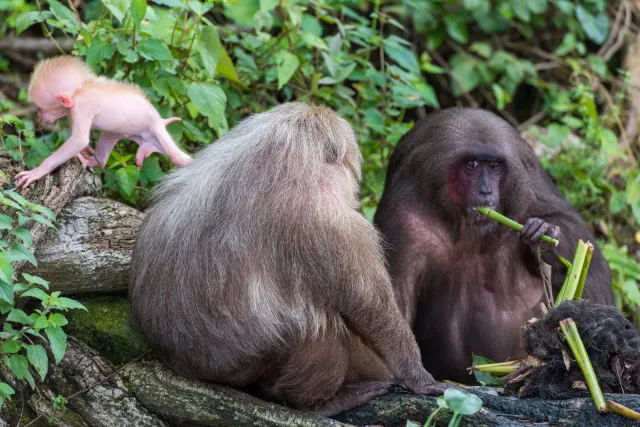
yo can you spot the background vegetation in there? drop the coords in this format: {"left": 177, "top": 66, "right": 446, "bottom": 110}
{"left": 0, "top": 1, "right": 639, "bottom": 330}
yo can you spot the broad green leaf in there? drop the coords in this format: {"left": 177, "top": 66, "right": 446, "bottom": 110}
{"left": 46, "top": 326, "right": 67, "bottom": 364}
{"left": 9, "top": 354, "right": 28, "bottom": 379}
{"left": 0, "top": 382, "right": 14, "bottom": 397}
{"left": 275, "top": 50, "right": 300, "bottom": 90}
{"left": 609, "top": 191, "right": 626, "bottom": 214}
{"left": 223, "top": 0, "right": 259, "bottom": 27}
{"left": 259, "top": 0, "right": 279, "bottom": 12}
{"left": 459, "top": 393, "right": 482, "bottom": 415}
{"left": 472, "top": 355, "right": 505, "bottom": 386}
{"left": 216, "top": 47, "right": 244, "bottom": 86}
{"left": 7, "top": 309, "right": 33, "bottom": 325}
{"left": 136, "top": 39, "right": 174, "bottom": 61}
{"left": 49, "top": 313, "right": 68, "bottom": 327}
{"left": 587, "top": 54, "right": 607, "bottom": 78}
{"left": 26, "top": 344, "right": 48, "bottom": 381}
{"left": 444, "top": 14, "right": 469, "bottom": 43}
{"left": 443, "top": 387, "right": 469, "bottom": 413}
{"left": 22, "top": 273, "right": 49, "bottom": 289}
{"left": 131, "top": 0, "right": 147, "bottom": 29}
{"left": 510, "top": 0, "right": 530, "bottom": 22}
{"left": 15, "top": 11, "right": 52, "bottom": 35}
{"left": 301, "top": 32, "right": 328, "bottom": 50}
{"left": 2, "top": 340, "right": 21, "bottom": 354}
{"left": 187, "top": 83, "right": 228, "bottom": 134}
{"left": 0, "top": 280, "right": 13, "bottom": 305}
{"left": 4, "top": 190, "right": 27, "bottom": 207}
{"left": 86, "top": 39, "right": 116, "bottom": 67}
{"left": 116, "top": 165, "right": 140, "bottom": 198}
{"left": 8, "top": 242, "right": 36, "bottom": 267}
{"left": 449, "top": 53, "right": 480, "bottom": 94}
{"left": 11, "top": 228, "right": 32, "bottom": 246}
{"left": 34, "top": 315, "right": 50, "bottom": 330}
{"left": 101, "top": 0, "right": 130, "bottom": 22}
{"left": 470, "top": 42, "right": 492, "bottom": 58}
{"left": 197, "top": 26, "right": 221, "bottom": 79}
{"left": 31, "top": 204, "right": 56, "bottom": 221}
{"left": 0, "top": 260, "right": 13, "bottom": 285}
{"left": 576, "top": 6, "right": 608, "bottom": 44}
{"left": 527, "top": 0, "right": 547, "bottom": 14}
{"left": 49, "top": 0, "right": 79, "bottom": 27}
{"left": 0, "top": 214, "right": 12, "bottom": 230}
{"left": 56, "top": 297, "right": 87, "bottom": 311}
{"left": 627, "top": 177, "right": 640, "bottom": 204}
{"left": 20, "top": 288, "right": 49, "bottom": 302}
{"left": 384, "top": 37, "right": 419, "bottom": 73}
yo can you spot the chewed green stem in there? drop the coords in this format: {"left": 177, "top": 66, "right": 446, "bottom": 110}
{"left": 475, "top": 207, "right": 559, "bottom": 246}
{"left": 559, "top": 318, "right": 606, "bottom": 412}
{"left": 574, "top": 243, "right": 594, "bottom": 300}
{"left": 555, "top": 240, "right": 589, "bottom": 305}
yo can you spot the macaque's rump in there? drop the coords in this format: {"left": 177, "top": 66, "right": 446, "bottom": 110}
{"left": 15, "top": 56, "right": 191, "bottom": 188}
{"left": 130, "top": 102, "right": 444, "bottom": 416}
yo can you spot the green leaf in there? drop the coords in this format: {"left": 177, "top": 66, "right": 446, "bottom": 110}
{"left": 609, "top": 191, "right": 626, "bottom": 214}
{"left": 187, "top": 82, "right": 228, "bottom": 134}
{"left": 101, "top": 0, "right": 130, "bottom": 22}
{"left": 9, "top": 354, "right": 28, "bottom": 379}
{"left": 627, "top": 177, "right": 640, "bottom": 204}
{"left": 56, "top": 297, "right": 87, "bottom": 311}
{"left": 49, "top": 0, "right": 79, "bottom": 27}
{"left": 22, "top": 273, "right": 49, "bottom": 290}
{"left": 0, "top": 382, "right": 15, "bottom": 397}
{"left": 470, "top": 42, "right": 492, "bottom": 58}
{"left": 4, "top": 190, "right": 27, "bottom": 207}
{"left": 405, "top": 421, "right": 420, "bottom": 427}
{"left": 444, "top": 15, "right": 469, "bottom": 43}
{"left": 20, "top": 288, "right": 49, "bottom": 302}
{"left": 0, "top": 280, "right": 13, "bottom": 305}
{"left": 576, "top": 6, "right": 609, "bottom": 44}
{"left": 2, "top": 340, "right": 21, "bottom": 354}
{"left": 384, "top": 37, "right": 419, "bottom": 74}
{"left": 275, "top": 50, "right": 300, "bottom": 90}
{"left": 0, "top": 214, "right": 12, "bottom": 230}
{"left": 45, "top": 326, "right": 67, "bottom": 364}
{"left": 259, "top": 0, "right": 279, "bottom": 12}
{"left": 197, "top": 26, "right": 221, "bottom": 79}
{"left": 7, "top": 309, "right": 33, "bottom": 325}
{"left": 587, "top": 54, "right": 607, "bottom": 78}
{"left": 216, "top": 46, "right": 244, "bottom": 86}
{"left": 8, "top": 242, "right": 36, "bottom": 267}
{"left": 115, "top": 165, "right": 140, "bottom": 198}
{"left": 11, "top": 228, "right": 32, "bottom": 246}
{"left": 86, "top": 39, "right": 116, "bottom": 67}
{"left": 31, "top": 204, "right": 56, "bottom": 221}
{"left": 34, "top": 315, "right": 50, "bottom": 330}
{"left": 136, "top": 39, "right": 174, "bottom": 61}
{"left": 510, "top": 0, "right": 530, "bottom": 22}
{"left": 15, "top": 11, "right": 52, "bottom": 35}
{"left": 26, "top": 344, "right": 48, "bottom": 381}
{"left": 130, "top": 0, "right": 147, "bottom": 29}
{"left": 301, "top": 32, "right": 328, "bottom": 50}
{"left": 49, "top": 313, "right": 68, "bottom": 327}
{"left": 443, "top": 387, "right": 469, "bottom": 412}
{"left": 527, "top": 0, "right": 547, "bottom": 14}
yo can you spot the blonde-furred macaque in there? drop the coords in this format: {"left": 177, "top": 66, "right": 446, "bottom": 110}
{"left": 15, "top": 56, "right": 192, "bottom": 188}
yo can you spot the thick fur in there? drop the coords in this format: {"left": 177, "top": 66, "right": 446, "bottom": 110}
{"left": 130, "top": 102, "right": 439, "bottom": 415}
{"left": 374, "top": 108, "right": 614, "bottom": 384}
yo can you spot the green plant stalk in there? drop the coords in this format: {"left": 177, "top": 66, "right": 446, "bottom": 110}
{"left": 423, "top": 407, "right": 443, "bottom": 427}
{"left": 447, "top": 412, "right": 462, "bottom": 427}
{"left": 475, "top": 207, "right": 559, "bottom": 246}
{"left": 574, "top": 243, "right": 594, "bottom": 300}
{"left": 555, "top": 240, "right": 589, "bottom": 305}
{"left": 559, "top": 319, "right": 606, "bottom": 412}
{"left": 606, "top": 400, "right": 640, "bottom": 420}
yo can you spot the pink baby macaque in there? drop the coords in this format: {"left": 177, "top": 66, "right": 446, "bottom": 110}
{"left": 15, "top": 56, "right": 192, "bottom": 188}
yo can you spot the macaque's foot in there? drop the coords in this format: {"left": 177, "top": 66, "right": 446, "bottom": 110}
{"left": 312, "top": 381, "right": 392, "bottom": 417}
{"left": 401, "top": 371, "right": 447, "bottom": 395}
{"left": 76, "top": 147, "right": 102, "bottom": 168}
{"left": 521, "top": 217, "right": 559, "bottom": 253}
{"left": 171, "top": 151, "right": 192, "bottom": 167}
{"left": 14, "top": 168, "right": 48, "bottom": 189}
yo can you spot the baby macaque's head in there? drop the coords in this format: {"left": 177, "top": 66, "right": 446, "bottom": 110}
{"left": 29, "top": 56, "right": 94, "bottom": 123}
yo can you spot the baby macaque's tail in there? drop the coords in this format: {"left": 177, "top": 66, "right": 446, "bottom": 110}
{"left": 163, "top": 117, "right": 182, "bottom": 126}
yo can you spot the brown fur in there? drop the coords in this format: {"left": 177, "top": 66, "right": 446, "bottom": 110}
{"left": 129, "top": 103, "right": 443, "bottom": 416}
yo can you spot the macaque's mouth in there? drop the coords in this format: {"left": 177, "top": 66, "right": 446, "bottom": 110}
{"left": 466, "top": 205, "right": 496, "bottom": 224}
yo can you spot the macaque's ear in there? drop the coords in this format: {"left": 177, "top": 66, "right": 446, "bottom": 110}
{"left": 56, "top": 94, "right": 74, "bottom": 108}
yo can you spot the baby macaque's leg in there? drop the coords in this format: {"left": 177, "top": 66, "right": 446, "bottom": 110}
{"left": 84, "top": 132, "right": 121, "bottom": 168}
{"left": 15, "top": 111, "right": 92, "bottom": 188}
{"left": 150, "top": 122, "right": 191, "bottom": 167}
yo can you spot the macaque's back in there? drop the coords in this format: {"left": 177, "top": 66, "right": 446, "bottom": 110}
{"left": 77, "top": 79, "right": 160, "bottom": 134}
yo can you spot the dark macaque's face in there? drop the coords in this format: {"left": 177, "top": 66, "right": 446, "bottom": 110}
{"left": 449, "top": 154, "right": 505, "bottom": 230}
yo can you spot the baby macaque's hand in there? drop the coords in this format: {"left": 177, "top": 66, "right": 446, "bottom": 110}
{"left": 15, "top": 166, "right": 49, "bottom": 189}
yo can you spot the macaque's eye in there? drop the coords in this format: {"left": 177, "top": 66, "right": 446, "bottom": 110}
{"left": 465, "top": 160, "right": 479, "bottom": 170}
{"left": 489, "top": 161, "right": 503, "bottom": 172}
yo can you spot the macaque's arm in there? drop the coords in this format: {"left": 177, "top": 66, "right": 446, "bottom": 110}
{"left": 15, "top": 107, "right": 93, "bottom": 188}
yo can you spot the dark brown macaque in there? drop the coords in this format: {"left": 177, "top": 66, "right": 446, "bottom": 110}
{"left": 374, "top": 108, "right": 614, "bottom": 384}
{"left": 130, "top": 103, "right": 444, "bottom": 416}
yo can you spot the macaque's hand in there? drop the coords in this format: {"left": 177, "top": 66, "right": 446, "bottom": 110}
{"left": 401, "top": 370, "right": 447, "bottom": 395}
{"left": 14, "top": 166, "right": 50, "bottom": 189}
{"left": 520, "top": 217, "right": 559, "bottom": 253}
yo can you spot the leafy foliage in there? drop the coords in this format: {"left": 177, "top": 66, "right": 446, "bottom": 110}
{"left": 406, "top": 387, "right": 482, "bottom": 427}
{"left": 0, "top": 1, "right": 639, "bottom": 318}
{"left": 0, "top": 186, "right": 86, "bottom": 409}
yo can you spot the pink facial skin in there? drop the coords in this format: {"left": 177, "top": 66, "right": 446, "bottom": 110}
{"left": 15, "top": 56, "right": 192, "bottom": 189}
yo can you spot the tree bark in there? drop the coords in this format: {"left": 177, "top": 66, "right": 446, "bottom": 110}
{"left": 24, "top": 197, "right": 143, "bottom": 294}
